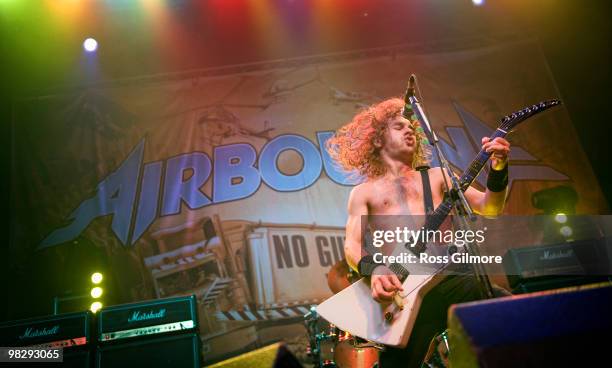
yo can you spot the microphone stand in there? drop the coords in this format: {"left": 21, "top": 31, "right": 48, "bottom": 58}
{"left": 404, "top": 84, "right": 495, "bottom": 299}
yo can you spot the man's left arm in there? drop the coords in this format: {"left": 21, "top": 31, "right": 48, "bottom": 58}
{"left": 464, "top": 137, "right": 510, "bottom": 217}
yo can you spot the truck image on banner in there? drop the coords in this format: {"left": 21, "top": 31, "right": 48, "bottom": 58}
{"left": 247, "top": 224, "right": 345, "bottom": 308}
{"left": 141, "top": 214, "right": 345, "bottom": 362}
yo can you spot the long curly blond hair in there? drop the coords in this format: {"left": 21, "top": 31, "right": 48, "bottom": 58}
{"left": 326, "top": 98, "right": 430, "bottom": 179}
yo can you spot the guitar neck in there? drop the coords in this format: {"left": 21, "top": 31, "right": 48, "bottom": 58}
{"left": 459, "top": 128, "right": 508, "bottom": 190}
{"left": 430, "top": 125, "right": 511, "bottom": 222}
{"left": 417, "top": 128, "right": 506, "bottom": 236}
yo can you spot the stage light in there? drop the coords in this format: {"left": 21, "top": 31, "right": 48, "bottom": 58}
{"left": 90, "top": 301, "right": 103, "bottom": 313}
{"left": 83, "top": 37, "right": 98, "bottom": 52}
{"left": 91, "top": 272, "right": 103, "bottom": 284}
{"left": 472, "top": 0, "right": 485, "bottom": 6}
{"left": 90, "top": 287, "right": 103, "bottom": 299}
{"left": 560, "top": 226, "right": 573, "bottom": 237}
{"left": 554, "top": 213, "right": 568, "bottom": 224}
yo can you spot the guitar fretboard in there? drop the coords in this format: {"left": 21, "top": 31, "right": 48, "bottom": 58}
{"left": 459, "top": 129, "right": 506, "bottom": 191}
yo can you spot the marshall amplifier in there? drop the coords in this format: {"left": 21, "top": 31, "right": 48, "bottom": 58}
{"left": 96, "top": 295, "right": 200, "bottom": 368}
{"left": 97, "top": 295, "right": 198, "bottom": 342}
{"left": 503, "top": 236, "right": 612, "bottom": 293}
{"left": 0, "top": 311, "right": 93, "bottom": 367}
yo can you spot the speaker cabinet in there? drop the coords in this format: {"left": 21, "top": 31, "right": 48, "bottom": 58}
{"left": 61, "top": 349, "right": 92, "bottom": 368}
{"left": 96, "top": 332, "right": 201, "bottom": 368}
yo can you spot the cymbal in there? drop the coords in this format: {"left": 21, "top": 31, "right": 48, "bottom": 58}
{"left": 327, "top": 259, "right": 359, "bottom": 294}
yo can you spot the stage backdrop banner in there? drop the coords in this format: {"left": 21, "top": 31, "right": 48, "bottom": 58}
{"left": 10, "top": 40, "right": 606, "bottom": 361}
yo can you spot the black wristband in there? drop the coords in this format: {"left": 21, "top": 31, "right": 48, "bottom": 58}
{"left": 357, "top": 255, "right": 379, "bottom": 276}
{"left": 486, "top": 163, "right": 508, "bottom": 192}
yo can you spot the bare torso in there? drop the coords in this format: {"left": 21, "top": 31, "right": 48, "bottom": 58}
{"left": 361, "top": 169, "right": 445, "bottom": 216}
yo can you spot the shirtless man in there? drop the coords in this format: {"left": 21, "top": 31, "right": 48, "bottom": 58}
{"left": 327, "top": 97, "right": 510, "bottom": 366}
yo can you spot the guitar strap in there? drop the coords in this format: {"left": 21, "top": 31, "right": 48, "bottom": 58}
{"left": 419, "top": 168, "right": 434, "bottom": 214}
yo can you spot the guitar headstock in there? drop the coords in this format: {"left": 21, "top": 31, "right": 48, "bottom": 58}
{"left": 500, "top": 99, "right": 561, "bottom": 132}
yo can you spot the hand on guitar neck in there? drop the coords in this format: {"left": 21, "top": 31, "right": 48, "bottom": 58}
{"left": 481, "top": 136, "right": 510, "bottom": 170}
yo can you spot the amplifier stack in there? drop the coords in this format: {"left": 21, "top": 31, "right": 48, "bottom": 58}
{"left": 0, "top": 310, "right": 94, "bottom": 367}
{"left": 503, "top": 236, "right": 612, "bottom": 293}
{"left": 0, "top": 295, "right": 200, "bottom": 368}
{"left": 97, "top": 295, "right": 200, "bottom": 368}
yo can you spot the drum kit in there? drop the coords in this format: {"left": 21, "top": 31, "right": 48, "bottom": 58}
{"left": 304, "top": 259, "right": 381, "bottom": 368}
{"left": 304, "top": 259, "right": 450, "bottom": 368}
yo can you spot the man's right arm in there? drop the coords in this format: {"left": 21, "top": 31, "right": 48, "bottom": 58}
{"left": 344, "top": 185, "right": 368, "bottom": 272}
{"left": 344, "top": 185, "right": 404, "bottom": 303}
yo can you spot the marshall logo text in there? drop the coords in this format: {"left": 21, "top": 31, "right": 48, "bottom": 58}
{"left": 127, "top": 309, "right": 166, "bottom": 323}
{"left": 18, "top": 326, "right": 60, "bottom": 340}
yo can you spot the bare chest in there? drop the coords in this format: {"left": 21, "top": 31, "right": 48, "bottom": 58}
{"left": 367, "top": 176, "right": 426, "bottom": 215}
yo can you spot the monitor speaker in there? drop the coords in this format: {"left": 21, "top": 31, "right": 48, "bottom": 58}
{"left": 448, "top": 283, "right": 612, "bottom": 367}
{"left": 207, "top": 343, "right": 302, "bottom": 368}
